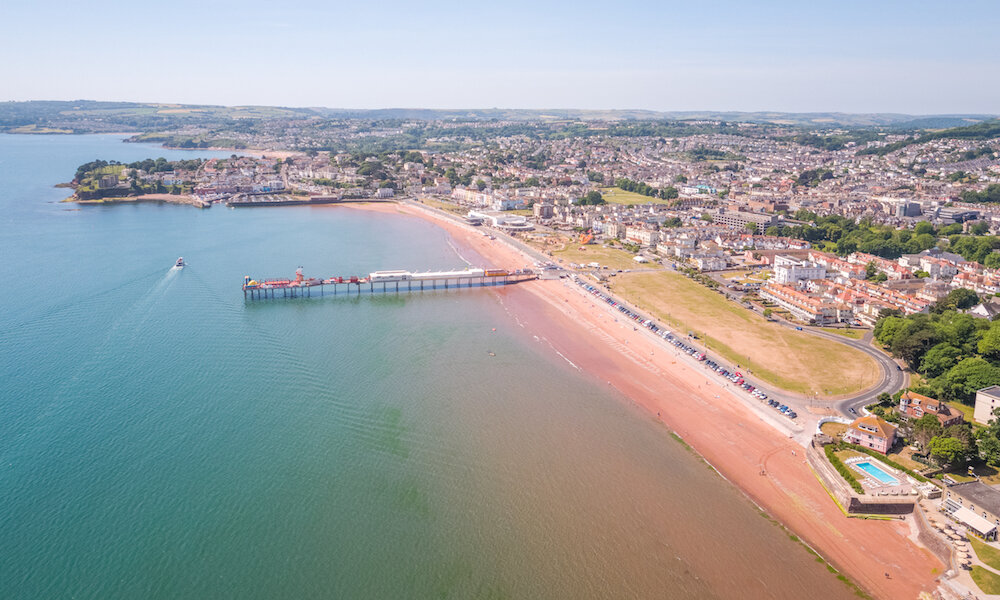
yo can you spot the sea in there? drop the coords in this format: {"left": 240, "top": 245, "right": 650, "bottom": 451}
{"left": 0, "top": 134, "right": 858, "bottom": 599}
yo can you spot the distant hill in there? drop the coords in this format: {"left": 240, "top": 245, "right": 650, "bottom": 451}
{"left": 857, "top": 119, "right": 1000, "bottom": 156}
{"left": 1, "top": 100, "right": 996, "bottom": 131}
{"left": 307, "top": 107, "right": 997, "bottom": 127}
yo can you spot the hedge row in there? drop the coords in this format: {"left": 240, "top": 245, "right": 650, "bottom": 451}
{"left": 825, "top": 444, "right": 865, "bottom": 493}
{"left": 840, "top": 442, "right": 931, "bottom": 483}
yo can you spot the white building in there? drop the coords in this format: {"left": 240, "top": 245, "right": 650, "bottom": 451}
{"left": 773, "top": 255, "right": 827, "bottom": 285}
{"left": 625, "top": 226, "right": 660, "bottom": 247}
{"left": 974, "top": 386, "right": 1000, "bottom": 425}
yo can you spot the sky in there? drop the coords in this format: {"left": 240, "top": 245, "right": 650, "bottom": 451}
{"left": 2, "top": 0, "right": 998, "bottom": 114}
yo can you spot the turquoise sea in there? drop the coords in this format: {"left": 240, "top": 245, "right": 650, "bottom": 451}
{"left": 0, "top": 135, "right": 857, "bottom": 599}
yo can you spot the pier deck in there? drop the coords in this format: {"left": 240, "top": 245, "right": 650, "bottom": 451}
{"left": 243, "top": 267, "right": 536, "bottom": 299}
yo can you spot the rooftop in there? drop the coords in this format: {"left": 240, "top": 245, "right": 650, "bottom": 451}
{"left": 979, "top": 385, "right": 1000, "bottom": 400}
{"left": 949, "top": 481, "right": 1000, "bottom": 516}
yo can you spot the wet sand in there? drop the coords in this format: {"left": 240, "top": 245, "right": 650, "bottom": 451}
{"left": 345, "top": 201, "right": 943, "bottom": 599}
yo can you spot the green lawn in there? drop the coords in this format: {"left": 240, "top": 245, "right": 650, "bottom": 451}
{"left": 553, "top": 245, "right": 660, "bottom": 272}
{"left": 821, "top": 327, "right": 865, "bottom": 340}
{"left": 612, "top": 271, "right": 879, "bottom": 396}
{"left": 971, "top": 566, "right": 1000, "bottom": 595}
{"left": 599, "top": 187, "right": 669, "bottom": 205}
{"left": 971, "top": 537, "right": 1000, "bottom": 571}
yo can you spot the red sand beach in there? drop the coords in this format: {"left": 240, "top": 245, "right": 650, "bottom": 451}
{"left": 348, "top": 201, "right": 943, "bottom": 599}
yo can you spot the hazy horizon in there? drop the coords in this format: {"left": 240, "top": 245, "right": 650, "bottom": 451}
{"left": 2, "top": 100, "right": 996, "bottom": 119}
{"left": 2, "top": 0, "right": 997, "bottom": 114}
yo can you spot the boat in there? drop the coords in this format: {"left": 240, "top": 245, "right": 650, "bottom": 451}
{"left": 175, "top": 257, "right": 185, "bottom": 268}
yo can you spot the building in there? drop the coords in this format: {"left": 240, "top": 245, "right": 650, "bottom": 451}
{"left": 712, "top": 208, "right": 780, "bottom": 230}
{"left": 898, "top": 390, "right": 964, "bottom": 427}
{"left": 533, "top": 202, "right": 554, "bottom": 219}
{"left": 974, "top": 386, "right": 1000, "bottom": 425}
{"left": 693, "top": 254, "right": 729, "bottom": 272}
{"left": 624, "top": 226, "right": 660, "bottom": 247}
{"left": 970, "top": 297, "right": 1000, "bottom": 320}
{"left": 604, "top": 221, "right": 625, "bottom": 240}
{"left": 943, "top": 481, "right": 1000, "bottom": 540}
{"left": 843, "top": 415, "right": 898, "bottom": 454}
{"left": 98, "top": 174, "right": 119, "bottom": 189}
{"left": 375, "top": 187, "right": 395, "bottom": 199}
{"left": 759, "top": 282, "right": 841, "bottom": 325}
{"left": 773, "top": 255, "right": 827, "bottom": 285}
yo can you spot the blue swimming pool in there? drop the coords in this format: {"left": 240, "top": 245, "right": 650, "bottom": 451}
{"left": 854, "top": 461, "right": 899, "bottom": 485}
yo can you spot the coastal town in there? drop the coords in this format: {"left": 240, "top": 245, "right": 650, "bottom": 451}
{"left": 5, "top": 0, "right": 1000, "bottom": 597}
{"left": 57, "top": 111, "right": 1000, "bottom": 598}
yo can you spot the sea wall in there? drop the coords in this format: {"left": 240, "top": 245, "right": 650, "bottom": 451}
{"left": 807, "top": 437, "right": 915, "bottom": 515}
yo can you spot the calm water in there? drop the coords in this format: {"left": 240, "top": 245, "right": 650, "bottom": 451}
{"left": 0, "top": 135, "right": 857, "bottom": 599}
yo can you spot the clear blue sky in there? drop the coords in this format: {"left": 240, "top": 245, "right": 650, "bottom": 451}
{"left": 2, "top": 0, "right": 997, "bottom": 114}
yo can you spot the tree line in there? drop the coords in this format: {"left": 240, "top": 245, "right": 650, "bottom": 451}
{"left": 874, "top": 302, "right": 1000, "bottom": 405}
{"left": 614, "top": 177, "right": 678, "bottom": 200}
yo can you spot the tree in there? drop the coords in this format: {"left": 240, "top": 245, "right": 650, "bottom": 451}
{"left": 912, "top": 413, "right": 943, "bottom": 449}
{"left": 919, "top": 343, "right": 962, "bottom": 378}
{"left": 765, "top": 226, "right": 781, "bottom": 237}
{"left": 977, "top": 408, "right": 1000, "bottom": 466}
{"left": 745, "top": 222, "right": 758, "bottom": 234}
{"left": 660, "top": 186, "right": 679, "bottom": 200}
{"left": 524, "top": 176, "right": 540, "bottom": 187}
{"left": 673, "top": 174, "right": 688, "bottom": 183}
{"left": 890, "top": 317, "right": 940, "bottom": 369}
{"left": 939, "top": 357, "right": 1000, "bottom": 403}
{"left": 579, "top": 191, "right": 605, "bottom": 206}
{"left": 874, "top": 315, "right": 906, "bottom": 346}
{"left": 929, "top": 436, "right": 967, "bottom": 466}
{"left": 865, "top": 261, "right": 878, "bottom": 280}
{"left": 933, "top": 288, "right": 980, "bottom": 313}
{"left": 914, "top": 221, "right": 936, "bottom": 236}
{"left": 763, "top": 308, "right": 773, "bottom": 319}
{"left": 475, "top": 179, "right": 487, "bottom": 191}
{"left": 971, "top": 222, "right": 991, "bottom": 236}
{"left": 978, "top": 321, "right": 1000, "bottom": 360}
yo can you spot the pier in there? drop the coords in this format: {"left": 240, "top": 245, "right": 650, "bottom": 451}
{"left": 243, "top": 267, "right": 536, "bottom": 299}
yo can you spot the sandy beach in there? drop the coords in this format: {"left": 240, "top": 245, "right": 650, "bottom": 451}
{"left": 345, "top": 201, "right": 943, "bottom": 599}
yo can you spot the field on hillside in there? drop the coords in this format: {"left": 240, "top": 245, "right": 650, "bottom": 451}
{"left": 599, "top": 187, "right": 669, "bottom": 205}
{"left": 612, "top": 271, "right": 879, "bottom": 396}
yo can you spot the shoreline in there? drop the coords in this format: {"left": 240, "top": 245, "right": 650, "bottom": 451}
{"left": 343, "top": 200, "right": 943, "bottom": 600}
{"left": 69, "top": 193, "right": 209, "bottom": 207}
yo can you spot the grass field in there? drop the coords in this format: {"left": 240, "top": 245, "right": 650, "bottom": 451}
{"left": 821, "top": 327, "right": 865, "bottom": 340}
{"left": 820, "top": 422, "right": 848, "bottom": 438}
{"left": 599, "top": 187, "right": 669, "bottom": 205}
{"left": 611, "top": 271, "right": 879, "bottom": 396}
{"left": 553, "top": 245, "right": 659, "bottom": 271}
{"left": 971, "top": 566, "right": 1000, "bottom": 595}
{"left": 419, "top": 197, "right": 465, "bottom": 215}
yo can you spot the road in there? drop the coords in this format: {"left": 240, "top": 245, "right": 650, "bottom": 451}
{"left": 405, "top": 198, "right": 907, "bottom": 426}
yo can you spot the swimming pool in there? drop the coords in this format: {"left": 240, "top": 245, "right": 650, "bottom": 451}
{"left": 854, "top": 461, "right": 899, "bottom": 485}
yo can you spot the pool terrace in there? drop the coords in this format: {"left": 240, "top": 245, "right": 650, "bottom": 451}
{"left": 845, "top": 456, "right": 917, "bottom": 497}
